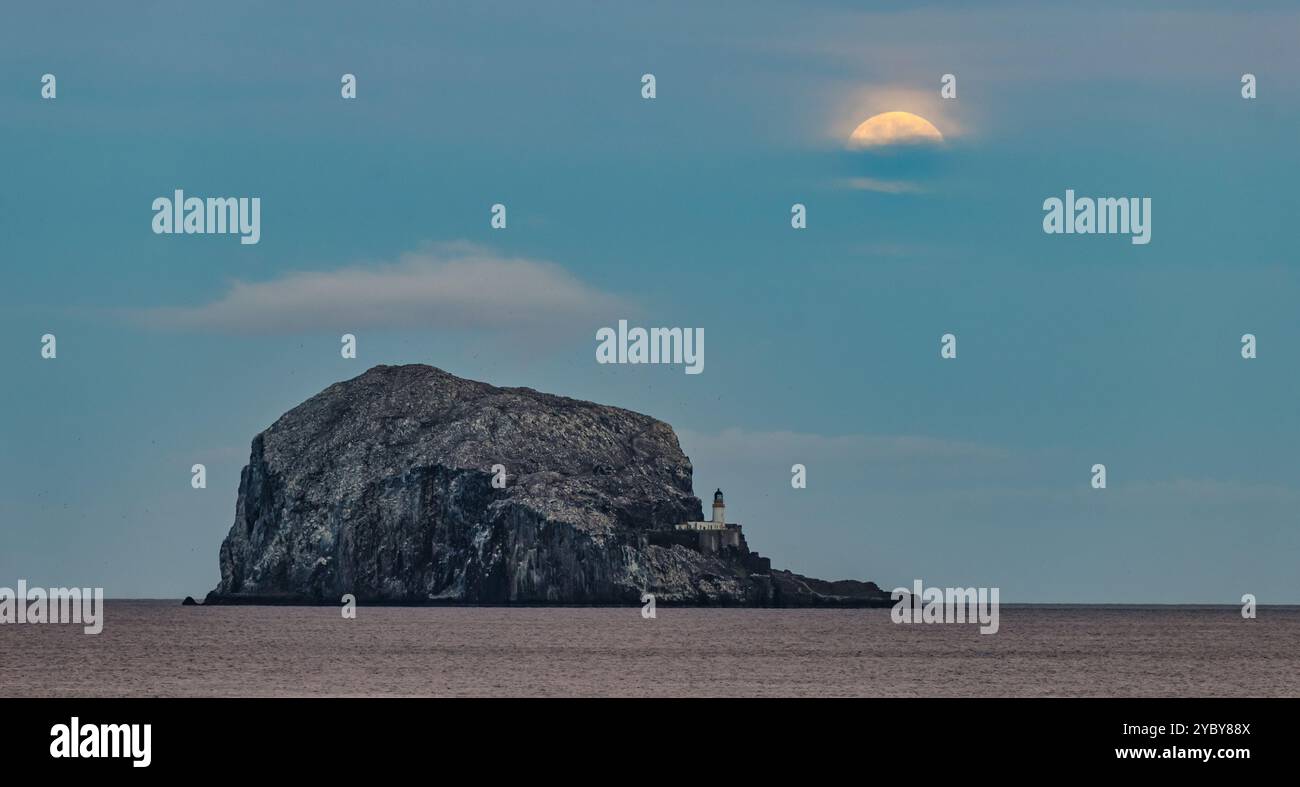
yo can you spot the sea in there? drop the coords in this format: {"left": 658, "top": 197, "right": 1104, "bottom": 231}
{"left": 2, "top": 601, "right": 1297, "bottom": 697}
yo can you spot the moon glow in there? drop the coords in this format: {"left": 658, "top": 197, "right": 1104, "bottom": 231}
{"left": 849, "top": 111, "right": 944, "bottom": 148}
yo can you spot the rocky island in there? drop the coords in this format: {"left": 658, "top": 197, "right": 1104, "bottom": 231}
{"left": 205, "top": 364, "right": 889, "bottom": 607}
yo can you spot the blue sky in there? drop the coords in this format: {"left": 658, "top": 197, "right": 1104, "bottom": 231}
{"left": 2, "top": 1, "right": 1297, "bottom": 601}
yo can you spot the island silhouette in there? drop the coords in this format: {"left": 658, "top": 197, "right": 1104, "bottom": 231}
{"left": 204, "top": 365, "right": 888, "bottom": 607}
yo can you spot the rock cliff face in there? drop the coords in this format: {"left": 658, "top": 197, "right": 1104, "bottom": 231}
{"left": 206, "top": 364, "right": 887, "bottom": 606}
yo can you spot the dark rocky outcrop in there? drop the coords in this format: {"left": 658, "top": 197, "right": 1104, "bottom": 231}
{"left": 205, "top": 364, "right": 889, "bottom": 607}
{"left": 181, "top": 596, "right": 198, "bottom": 606}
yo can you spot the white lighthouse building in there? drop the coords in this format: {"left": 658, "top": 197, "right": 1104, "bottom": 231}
{"left": 677, "top": 489, "right": 729, "bottom": 531}
{"left": 668, "top": 488, "right": 743, "bottom": 553}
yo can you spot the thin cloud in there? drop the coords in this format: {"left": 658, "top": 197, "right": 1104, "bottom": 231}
{"left": 842, "top": 176, "right": 925, "bottom": 194}
{"left": 1117, "top": 478, "right": 1300, "bottom": 505}
{"left": 677, "top": 427, "right": 1007, "bottom": 463}
{"left": 132, "top": 242, "right": 631, "bottom": 335}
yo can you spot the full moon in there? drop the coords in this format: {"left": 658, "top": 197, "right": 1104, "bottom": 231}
{"left": 849, "top": 111, "right": 944, "bottom": 148}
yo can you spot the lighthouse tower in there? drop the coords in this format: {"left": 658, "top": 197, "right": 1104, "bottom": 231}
{"left": 670, "top": 487, "right": 741, "bottom": 551}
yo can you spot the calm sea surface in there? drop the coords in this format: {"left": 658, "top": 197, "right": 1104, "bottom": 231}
{"left": 2, "top": 602, "right": 1296, "bottom": 697}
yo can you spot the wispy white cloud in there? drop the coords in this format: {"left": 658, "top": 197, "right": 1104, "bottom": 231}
{"left": 841, "top": 176, "right": 924, "bottom": 194}
{"left": 677, "top": 427, "right": 1007, "bottom": 463}
{"left": 1117, "top": 478, "right": 1300, "bottom": 505}
{"left": 132, "top": 242, "right": 630, "bottom": 336}
{"left": 785, "top": 7, "right": 1300, "bottom": 87}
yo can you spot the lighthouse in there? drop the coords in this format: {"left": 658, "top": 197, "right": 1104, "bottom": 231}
{"left": 670, "top": 486, "right": 742, "bottom": 552}
{"left": 674, "top": 487, "right": 736, "bottom": 534}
